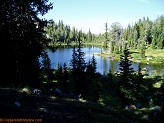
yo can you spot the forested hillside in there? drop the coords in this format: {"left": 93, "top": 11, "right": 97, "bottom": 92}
{"left": 45, "top": 15, "right": 164, "bottom": 52}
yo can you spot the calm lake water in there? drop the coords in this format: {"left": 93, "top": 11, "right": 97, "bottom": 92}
{"left": 47, "top": 46, "right": 163, "bottom": 75}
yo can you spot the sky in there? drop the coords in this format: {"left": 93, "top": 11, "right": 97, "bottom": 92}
{"left": 40, "top": 0, "right": 164, "bottom": 34}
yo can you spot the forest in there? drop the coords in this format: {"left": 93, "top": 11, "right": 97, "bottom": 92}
{"left": 45, "top": 15, "right": 164, "bottom": 63}
{"left": 0, "top": 0, "right": 164, "bottom": 122}
{"left": 45, "top": 15, "right": 164, "bottom": 51}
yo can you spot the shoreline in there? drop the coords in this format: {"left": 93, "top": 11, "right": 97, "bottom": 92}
{"left": 94, "top": 52, "right": 164, "bottom": 65}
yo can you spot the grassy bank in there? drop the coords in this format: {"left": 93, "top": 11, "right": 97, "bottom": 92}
{"left": 95, "top": 48, "right": 164, "bottom": 65}
{"left": 130, "top": 49, "right": 164, "bottom": 64}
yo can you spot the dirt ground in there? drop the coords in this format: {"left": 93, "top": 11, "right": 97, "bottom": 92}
{"left": 0, "top": 88, "right": 154, "bottom": 123}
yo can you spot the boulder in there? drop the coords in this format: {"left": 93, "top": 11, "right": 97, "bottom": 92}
{"left": 125, "top": 104, "right": 136, "bottom": 111}
{"left": 52, "top": 88, "right": 62, "bottom": 96}
{"left": 39, "top": 107, "right": 48, "bottom": 113}
{"left": 151, "top": 106, "right": 161, "bottom": 111}
{"left": 21, "top": 87, "right": 31, "bottom": 94}
{"left": 32, "top": 89, "right": 42, "bottom": 95}
{"left": 15, "top": 101, "right": 21, "bottom": 108}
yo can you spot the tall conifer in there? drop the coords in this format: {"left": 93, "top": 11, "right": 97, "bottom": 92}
{"left": 118, "top": 44, "right": 135, "bottom": 106}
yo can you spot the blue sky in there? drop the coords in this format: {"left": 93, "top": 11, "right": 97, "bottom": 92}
{"left": 40, "top": 0, "right": 164, "bottom": 34}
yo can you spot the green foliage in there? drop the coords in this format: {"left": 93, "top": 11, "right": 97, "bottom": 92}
{"left": 41, "top": 52, "right": 54, "bottom": 83}
{"left": 85, "top": 72, "right": 104, "bottom": 103}
{"left": 46, "top": 15, "right": 164, "bottom": 53}
{"left": 103, "top": 70, "right": 120, "bottom": 104}
{"left": 110, "top": 22, "right": 123, "bottom": 53}
{"left": 86, "top": 55, "right": 97, "bottom": 77}
{"left": 103, "top": 95, "right": 122, "bottom": 109}
{"left": 70, "top": 45, "right": 87, "bottom": 95}
{"left": 0, "top": 0, "right": 53, "bottom": 87}
{"left": 63, "top": 62, "right": 69, "bottom": 83}
{"left": 140, "top": 41, "right": 146, "bottom": 58}
{"left": 55, "top": 63, "right": 63, "bottom": 82}
{"left": 118, "top": 45, "right": 135, "bottom": 105}
{"left": 45, "top": 20, "right": 101, "bottom": 46}
{"left": 102, "top": 23, "right": 108, "bottom": 51}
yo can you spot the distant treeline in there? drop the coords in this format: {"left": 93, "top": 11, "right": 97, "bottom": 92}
{"left": 45, "top": 20, "right": 100, "bottom": 45}
{"left": 46, "top": 15, "right": 164, "bottom": 52}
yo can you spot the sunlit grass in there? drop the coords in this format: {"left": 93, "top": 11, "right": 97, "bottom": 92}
{"left": 50, "top": 96, "right": 57, "bottom": 100}
{"left": 52, "top": 80, "right": 58, "bottom": 83}
{"left": 146, "top": 49, "right": 164, "bottom": 57}
{"left": 97, "top": 48, "right": 164, "bottom": 64}
{"left": 42, "top": 81, "right": 47, "bottom": 83}
{"left": 153, "top": 81, "right": 163, "bottom": 88}
{"left": 95, "top": 52, "right": 120, "bottom": 60}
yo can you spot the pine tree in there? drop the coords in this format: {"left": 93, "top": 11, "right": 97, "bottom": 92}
{"left": 103, "top": 22, "right": 108, "bottom": 52}
{"left": 70, "top": 45, "right": 86, "bottom": 95}
{"left": 41, "top": 52, "right": 53, "bottom": 83}
{"left": 140, "top": 40, "right": 146, "bottom": 58}
{"left": 86, "top": 55, "right": 97, "bottom": 78}
{"left": 118, "top": 44, "right": 135, "bottom": 106}
{"left": 110, "top": 22, "right": 123, "bottom": 53}
{"left": 55, "top": 63, "right": 63, "bottom": 82}
{"left": 0, "top": 0, "right": 53, "bottom": 87}
{"left": 63, "top": 62, "right": 69, "bottom": 83}
{"left": 157, "top": 15, "right": 164, "bottom": 49}
{"left": 133, "top": 23, "right": 140, "bottom": 48}
{"left": 135, "top": 63, "right": 143, "bottom": 99}
{"left": 151, "top": 23, "right": 158, "bottom": 49}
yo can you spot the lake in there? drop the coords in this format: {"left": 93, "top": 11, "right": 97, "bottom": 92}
{"left": 47, "top": 46, "right": 163, "bottom": 75}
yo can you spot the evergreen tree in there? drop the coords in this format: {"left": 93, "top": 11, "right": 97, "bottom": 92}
{"left": 63, "top": 62, "right": 69, "bottom": 83}
{"left": 55, "top": 63, "right": 63, "bottom": 82}
{"left": 70, "top": 45, "right": 86, "bottom": 95}
{"left": 110, "top": 22, "right": 123, "bottom": 53}
{"left": 0, "top": 0, "right": 53, "bottom": 87}
{"left": 104, "top": 70, "right": 119, "bottom": 97}
{"left": 103, "top": 22, "right": 108, "bottom": 52}
{"left": 87, "top": 29, "right": 92, "bottom": 42}
{"left": 118, "top": 44, "right": 135, "bottom": 106}
{"left": 151, "top": 22, "right": 158, "bottom": 49}
{"left": 86, "top": 55, "right": 98, "bottom": 100}
{"left": 90, "top": 55, "right": 97, "bottom": 75}
{"left": 135, "top": 63, "right": 143, "bottom": 99}
{"left": 140, "top": 41, "right": 146, "bottom": 58}
{"left": 157, "top": 15, "right": 164, "bottom": 49}
{"left": 41, "top": 52, "right": 54, "bottom": 83}
{"left": 133, "top": 23, "right": 140, "bottom": 48}
{"left": 86, "top": 54, "right": 97, "bottom": 79}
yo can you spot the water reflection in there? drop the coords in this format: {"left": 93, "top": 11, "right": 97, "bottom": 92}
{"left": 47, "top": 47, "right": 163, "bottom": 75}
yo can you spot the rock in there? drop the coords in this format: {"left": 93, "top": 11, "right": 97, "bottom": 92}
{"left": 32, "top": 89, "right": 42, "bottom": 95}
{"left": 78, "top": 98, "right": 87, "bottom": 103}
{"left": 125, "top": 104, "right": 136, "bottom": 111}
{"left": 21, "top": 87, "right": 31, "bottom": 94}
{"left": 151, "top": 106, "right": 161, "bottom": 111}
{"left": 52, "top": 88, "right": 62, "bottom": 96}
{"left": 109, "top": 56, "right": 114, "bottom": 60}
{"left": 22, "top": 88, "right": 28, "bottom": 92}
{"left": 15, "top": 101, "right": 21, "bottom": 108}
{"left": 39, "top": 108, "right": 48, "bottom": 113}
{"left": 141, "top": 67, "right": 148, "bottom": 72}
{"left": 66, "top": 115, "right": 74, "bottom": 120}
{"left": 136, "top": 60, "right": 141, "bottom": 63}
{"left": 146, "top": 57, "right": 152, "bottom": 61}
